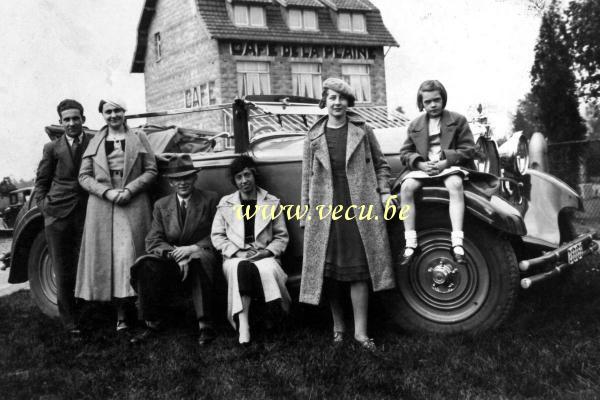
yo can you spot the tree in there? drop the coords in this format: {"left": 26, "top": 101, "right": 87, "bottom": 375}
{"left": 530, "top": 0, "right": 586, "bottom": 188}
{"left": 512, "top": 92, "right": 542, "bottom": 139}
{"left": 566, "top": 0, "right": 600, "bottom": 107}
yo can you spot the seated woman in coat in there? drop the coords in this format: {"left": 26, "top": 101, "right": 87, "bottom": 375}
{"left": 211, "top": 155, "right": 291, "bottom": 345}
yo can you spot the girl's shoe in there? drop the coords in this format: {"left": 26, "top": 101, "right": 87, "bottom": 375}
{"left": 452, "top": 246, "right": 467, "bottom": 266}
{"left": 116, "top": 320, "right": 130, "bottom": 332}
{"left": 399, "top": 247, "right": 417, "bottom": 267}
{"left": 354, "top": 336, "right": 376, "bottom": 351}
{"left": 333, "top": 331, "right": 345, "bottom": 344}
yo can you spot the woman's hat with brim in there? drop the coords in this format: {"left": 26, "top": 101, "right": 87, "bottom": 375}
{"left": 322, "top": 78, "right": 355, "bottom": 102}
{"left": 162, "top": 154, "right": 199, "bottom": 178}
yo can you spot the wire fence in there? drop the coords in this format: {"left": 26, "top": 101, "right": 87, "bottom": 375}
{"left": 553, "top": 141, "right": 600, "bottom": 230}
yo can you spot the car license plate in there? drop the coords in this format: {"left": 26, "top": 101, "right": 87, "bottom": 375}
{"left": 567, "top": 242, "right": 584, "bottom": 265}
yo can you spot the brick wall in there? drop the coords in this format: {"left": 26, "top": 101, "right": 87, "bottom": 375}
{"left": 144, "top": 0, "right": 222, "bottom": 130}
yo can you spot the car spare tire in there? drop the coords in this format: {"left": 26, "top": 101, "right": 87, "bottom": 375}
{"left": 28, "top": 231, "right": 59, "bottom": 317}
{"left": 386, "top": 210, "right": 519, "bottom": 334}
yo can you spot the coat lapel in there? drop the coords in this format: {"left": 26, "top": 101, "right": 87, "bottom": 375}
{"left": 254, "top": 187, "right": 275, "bottom": 238}
{"left": 308, "top": 117, "right": 331, "bottom": 172}
{"left": 164, "top": 194, "right": 183, "bottom": 242}
{"left": 57, "top": 135, "right": 75, "bottom": 172}
{"left": 123, "top": 130, "right": 147, "bottom": 184}
{"left": 180, "top": 191, "right": 203, "bottom": 243}
{"left": 345, "top": 120, "right": 367, "bottom": 166}
{"left": 440, "top": 110, "right": 458, "bottom": 151}
{"left": 82, "top": 128, "right": 110, "bottom": 178}
{"left": 410, "top": 114, "right": 430, "bottom": 158}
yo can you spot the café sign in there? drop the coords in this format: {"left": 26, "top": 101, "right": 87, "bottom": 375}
{"left": 230, "top": 41, "right": 376, "bottom": 60}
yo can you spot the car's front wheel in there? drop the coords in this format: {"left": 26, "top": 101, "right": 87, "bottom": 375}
{"left": 386, "top": 214, "right": 519, "bottom": 334}
{"left": 27, "top": 231, "right": 59, "bottom": 317}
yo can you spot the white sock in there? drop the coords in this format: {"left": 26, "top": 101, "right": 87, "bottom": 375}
{"left": 404, "top": 230, "right": 418, "bottom": 256}
{"left": 451, "top": 231, "right": 464, "bottom": 255}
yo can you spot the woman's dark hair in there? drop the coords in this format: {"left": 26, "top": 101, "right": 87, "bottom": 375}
{"left": 229, "top": 155, "right": 258, "bottom": 186}
{"left": 416, "top": 80, "right": 447, "bottom": 112}
{"left": 318, "top": 87, "right": 356, "bottom": 109}
{"left": 57, "top": 99, "right": 84, "bottom": 118}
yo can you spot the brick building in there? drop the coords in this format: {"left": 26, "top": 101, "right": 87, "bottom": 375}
{"left": 131, "top": 0, "right": 398, "bottom": 129}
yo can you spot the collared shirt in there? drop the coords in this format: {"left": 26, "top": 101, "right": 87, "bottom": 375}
{"left": 66, "top": 133, "right": 83, "bottom": 148}
{"left": 176, "top": 194, "right": 191, "bottom": 209}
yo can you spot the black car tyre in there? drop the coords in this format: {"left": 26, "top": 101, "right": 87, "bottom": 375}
{"left": 28, "top": 231, "right": 59, "bottom": 317}
{"left": 387, "top": 211, "right": 519, "bottom": 334}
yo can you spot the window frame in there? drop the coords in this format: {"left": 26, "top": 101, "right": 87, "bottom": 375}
{"left": 288, "top": 8, "right": 318, "bottom": 31}
{"left": 232, "top": 4, "right": 266, "bottom": 28}
{"left": 341, "top": 64, "right": 372, "bottom": 103}
{"left": 291, "top": 63, "right": 322, "bottom": 98}
{"left": 236, "top": 61, "right": 271, "bottom": 97}
{"left": 337, "top": 12, "right": 367, "bottom": 33}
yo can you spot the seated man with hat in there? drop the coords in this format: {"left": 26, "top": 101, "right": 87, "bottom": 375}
{"left": 130, "top": 154, "right": 219, "bottom": 346}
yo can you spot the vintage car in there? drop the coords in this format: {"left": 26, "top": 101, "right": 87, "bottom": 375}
{"left": 3, "top": 96, "right": 598, "bottom": 334}
{"left": 0, "top": 187, "right": 33, "bottom": 230}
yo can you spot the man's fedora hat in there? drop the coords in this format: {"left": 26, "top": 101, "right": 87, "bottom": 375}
{"left": 162, "top": 154, "right": 199, "bottom": 178}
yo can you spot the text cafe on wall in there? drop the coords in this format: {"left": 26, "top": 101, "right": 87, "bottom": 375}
{"left": 131, "top": 0, "right": 398, "bottom": 129}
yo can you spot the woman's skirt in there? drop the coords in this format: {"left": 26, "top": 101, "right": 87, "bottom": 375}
{"left": 222, "top": 257, "right": 291, "bottom": 328}
{"left": 400, "top": 166, "right": 469, "bottom": 184}
{"left": 111, "top": 176, "right": 137, "bottom": 298}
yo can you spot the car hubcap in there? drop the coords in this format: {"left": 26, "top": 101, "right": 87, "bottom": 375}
{"left": 398, "top": 229, "right": 490, "bottom": 323}
{"left": 39, "top": 247, "right": 57, "bottom": 305}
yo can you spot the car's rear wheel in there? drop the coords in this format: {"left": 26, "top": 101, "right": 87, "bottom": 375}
{"left": 28, "top": 231, "right": 59, "bottom": 317}
{"left": 386, "top": 211, "right": 519, "bottom": 334}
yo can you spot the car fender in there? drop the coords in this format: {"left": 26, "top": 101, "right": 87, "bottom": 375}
{"left": 410, "top": 187, "right": 526, "bottom": 236}
{"left": 8, "top": 206, "right": 44, "bottom": 284}
{"left": 522, "top": 169, "right": 581, "bottom": 247}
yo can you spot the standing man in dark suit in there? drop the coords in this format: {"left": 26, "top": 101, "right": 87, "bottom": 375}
{"left": 34, "top": 99, "right": 93, "bottom": 337}
{"left": 130, "top": 154, "right": 219, "bottom": 347}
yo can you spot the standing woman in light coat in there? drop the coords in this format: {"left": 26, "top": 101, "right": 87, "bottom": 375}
{"left": 300, "top": 78, "right": 396, "bottom": 350}
{"left": 75, "top": 98, "right": 157, "bottom": 331}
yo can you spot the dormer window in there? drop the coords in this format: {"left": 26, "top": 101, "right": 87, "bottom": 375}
{"left": 233, "top": 5, "right": 266, "bottom": 28}
{"left": 338, "top": 12, "right": 366, "bottom": 33}
{"left": 288, "top": 9, "right": 318, "bottom": 31}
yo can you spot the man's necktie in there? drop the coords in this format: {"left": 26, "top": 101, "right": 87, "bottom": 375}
{"left": 181, "top": 199, "right": 187, "bottom": 223}
{"left": 71, "top": 136, "right": 80, "bottom": 158}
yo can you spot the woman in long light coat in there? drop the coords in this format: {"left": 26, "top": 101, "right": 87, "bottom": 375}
{"left": 211, "top": 156, "right": 290, "bottom": 346}
{"left": 300, "top": 78, "right": 395, "bottom": 350}
{"left": 75, "top": 98, "right": 157, "bottom": 331}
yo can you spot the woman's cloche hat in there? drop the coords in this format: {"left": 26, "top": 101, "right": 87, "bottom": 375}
{"left": 162, "top": 154, "right": 199, "bottom": 178}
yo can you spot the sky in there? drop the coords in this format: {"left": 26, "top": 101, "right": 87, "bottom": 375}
{"left": 0, "top": 0, "right": 542, "bottom": 180}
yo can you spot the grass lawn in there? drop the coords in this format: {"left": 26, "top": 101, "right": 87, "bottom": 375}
{"left": 1, "top": 256, "right": 600, "bottom": 400}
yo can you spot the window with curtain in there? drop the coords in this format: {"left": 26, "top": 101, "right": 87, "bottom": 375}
{"left": 233, "top": 5, "right": 266, "bottom": 27}
{"left": 341, "top": 64, "right": 371, "bottom": 103}
{"left": 237, "top": 62, "right": 271, "bottom": 96}
{"left": 288, "top": 9, "right": 318, "bottom": 31}
{"left": 291, "top": 64, "right": 322, "bottom": 98}
{"left": 338, "top": 12, "right": 366, "bottom": 33}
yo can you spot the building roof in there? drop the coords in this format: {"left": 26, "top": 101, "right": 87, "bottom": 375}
{"left": 131, "top": 0, "right": 398, "bottom": 73}
{"left": 274, "top": 0, "right": 325, "bottom": 8}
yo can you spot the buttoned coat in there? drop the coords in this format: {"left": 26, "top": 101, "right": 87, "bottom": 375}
{"left": 34, "top": 132, "right": 93, "bottom": 224}
{"left": 299, "top": 114, "right": 396, "bottom": 305}
{"left": 211, "top": 187, "right": 290, "bottom": 327}
{"left": 211, "top": 187, "right": 289, "bottom": 259}
{"left": 75, "top": 126, "right": 157, "bottom": 301}
{"left": 391, "top": 110, "right": 498, "bottom": 197}
{"left": 144, "top": 189, "right": 219, "bottom": 282}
